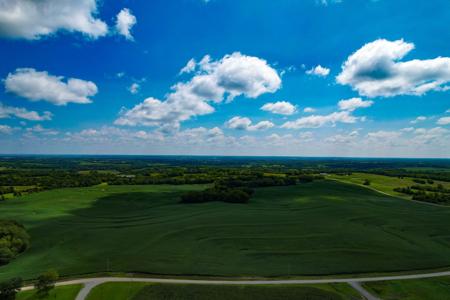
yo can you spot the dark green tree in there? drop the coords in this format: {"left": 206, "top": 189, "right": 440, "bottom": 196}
{"left": 0, "top": 277, "right": 23, "bottom": 300}
{"left": 35, "top": 270, "right": 59, "bottom": 298}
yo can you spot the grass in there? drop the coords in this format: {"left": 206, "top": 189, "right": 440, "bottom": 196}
{"left": 86, "top": 282, "right": 149, "bottom": 300}
{"left": 2, "top": 180, "right": 450, "bottom": 280}
{"left": 364, "top": 276, "right": 450, "bottom": 300}
{"left": 87, "top": 282, "right": 361, "bottom": 300}
{"left": 17, "top": 284, "right": 82, "bottom": 300}
{"left": 327, "top": 172, "right": 450, "bottom": 200}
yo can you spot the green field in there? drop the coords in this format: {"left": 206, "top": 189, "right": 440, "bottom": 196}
{"left": 328, "top": 172, "right": 450, "bottom": 200}
{"left": 87, "top": 282, "right": 361, "bottom": 300}
{"left": 17, "top": 284, "right": 82, "bottom": 300}
{"left": 2, "top": 180, "right": 450, "bottom": 280}
{"left": 364, "top": 276, "right": 450, "bottom": 300}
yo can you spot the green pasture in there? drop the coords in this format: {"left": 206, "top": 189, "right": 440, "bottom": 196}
{"left": 364, "top": 276, "right": 450, "bottom": 300}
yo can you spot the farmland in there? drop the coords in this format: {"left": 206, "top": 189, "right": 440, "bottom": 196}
{"left": 2, "top": 180, "right": 450, "bottom": 280}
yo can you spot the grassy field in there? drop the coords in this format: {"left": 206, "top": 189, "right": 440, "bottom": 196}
{"left": 2, "top": 180, "right": 450, "bottom": 280}
{"left": 87, "top": 282, "right": 362, "bottom": 300}
{"left": 327, "top": 172, "right": 450, "bottom": 200}
{"left": 364, "top": 276, "right": 450, "bottom": 300}
{"left": 17, "top": 284, "right": 82, "bottom": 300}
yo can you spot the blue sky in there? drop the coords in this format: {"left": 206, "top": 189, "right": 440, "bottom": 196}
{"left": 0, "top": 0, "right": 449, "bottom": 157}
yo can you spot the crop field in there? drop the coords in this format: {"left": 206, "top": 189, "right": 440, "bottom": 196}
{"left": 86, "top": 282, "right": 361, "bottom": 300}
{"left": 327, "top": 172, "right": 450, "bottom": 200}
{"left": 2, "top": 180, "right": 450, "bottom": 280}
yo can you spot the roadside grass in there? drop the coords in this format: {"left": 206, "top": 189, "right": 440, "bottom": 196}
{"left": 86, "top": 282, "right": 148, "bottom": 300}
{"left": 2, "top": 181, "right": 450, "bottom": 280}
{"left": 17, "top": 284, "right": 82, "bottom": 300}
{"left": 363, "top": 276, "right": 450, "bottom": 300}
{"left": 327, "top": 172, "right": 450, "bottom": 199}
{"left": 87, "top": 282, "right": 362, "bottom": 300}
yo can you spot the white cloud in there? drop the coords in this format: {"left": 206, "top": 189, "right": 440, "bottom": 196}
{"left": 180, "top": 59, "right": 197, "bottom": 74}
{"left": 401, "top": 127, "right": 415, "bottom": 132}
{"left": 0, "top": 102, "right": 52, "bottom": 121}
{"left": 281, "top": 111, "right": 359, "bottom": 129}
{"left": 5, "top": 68, "right": 98, "bottom": 106}
{"left": 412, "top": 127, "right": 448, "bottom": 144}
{"left": 337, "top": 39, "right": 450, "bottom": 97}
{"left": 226, "top": 116, "right": 274, "bottom": 131}
{"left": 338, "top": 97, "right": 374, "bottom": 111}
{"left": 325, "top": 130, "right": 359, "bottom": 144}
{"left": 115, "top": 8, "right": 136, "bottom": 40}
{"left": 128, "top": 83, "right": 140, "bottom": 94}
{"left": 367, "top": 130, "right": 402, "bottom": 140}
{"left": 0, "top": 125, "right": 13, "bottom": 134}
{"left": 207, "top": 127, "right": 223, "bottom": 137}
{"left": 116, "top": 52, "right": 281, "bottom": 129}
{"left": 0, "top": 0, "right": 108, "bottom": 39}
{"left": 317, "top": 0, "right": 342, "bottom": 6}
{"left": 261, "top": 101, "right": 296, "bottom": 115}
{"left": 26, "top": 124, "right": 58, "bottom": 136}
{"left": 411, "top": 116, "right": 427, "bottom": 124}
{"left": 303, "top": 107, "right": 316, "bottom": 113}
{"left": 306, "top": 65, "right": 330, "bottom": 77}
{"left": 298, "top": 131, "right": 314, "bottom": 141}
{"left": 437, "top": 116, "right": 450, "bottom": 125}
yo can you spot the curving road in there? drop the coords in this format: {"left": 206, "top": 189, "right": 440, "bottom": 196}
{"left": 20, "top": 270, "right": 450, "bottom": 300}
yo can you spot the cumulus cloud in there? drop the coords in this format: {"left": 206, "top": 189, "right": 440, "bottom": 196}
{"left": 325, "top": 130, "right": 359, "bottom": 144}
{"left": 437, "top": 116, "right": 450, "bottom": 125}
{"left": 303, "top": 107, "right": 316, "bottom": 113}
{"left": 412, "top": 127, "right": 448, "bottom": 144}
{"left": 26, "top": 124, "right": 58, "bottom": 136}
{"left": 317, "top": 0, "right": 342, "bottom": 5}
{"left": 0, "top": 0, "right": 108, "bottom": 39}
{"left": 128, "top": 83, "right": 140, "bottom": 94}
{"left": 116, "top": 52, "right": 281, "bottom": 129}
{"left": 401, "top": 127, "right": 415, "bottom": 132}
{"left": 0, "top": 124, "right": 13, "bottom": 134}
{"left": 306, "top": 65, "right": 330, "bottom": 77}
{"left": 367, "top": 130, "right": 402, "bottom": 140}
{"left": 261, "top": 101, "right": 296, "bottom": 115}
{"left": 298, "top": 131, "right": 314, "bottom": 141}
{"left": 226, "top": 116, "right": 274, "bottom": 131}
{"left": 337, "top": 39, "right": 450, "bottom": 97}
{"left": 0, "top": 102, "right": 52, "bottom": 121}
{"left": 411, "top": 116, "right": 427, "bottom": 124}
{"left": 281, "top": 111, "right": 359, "bottom": 129}
{"left": 338, "top": 97, "right": 373, "bottom": 111}
{"left": 115, "top": 8, "right": 136, "bottom": 40}
{"left": 5, "top": 68, "right": 98, "bottom": 106}
{"left": 180, "top": 59, "right": 197, "bottom": 74}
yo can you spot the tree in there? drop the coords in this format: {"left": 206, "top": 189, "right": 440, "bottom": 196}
{"left": 35, "top": 270, "right": 59, "bottom": 298}
{"left": 363, "top": 179, "right": 371, "bottom": 186}
{"left": 0, "top": 277, "right": 23, "bottom": 300}
{"left": 0, "top": 220, "right": 30, "bottom": 266}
